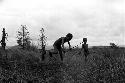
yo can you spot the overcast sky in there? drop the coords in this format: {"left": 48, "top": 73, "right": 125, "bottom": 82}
{"left": 0, "top": 0, "right": 125, "bottom": 47}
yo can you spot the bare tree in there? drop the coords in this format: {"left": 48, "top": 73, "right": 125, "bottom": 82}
{"left": 38, "top": 28, "right": 47, "bottom": 60}
{"left": 16, "top": 25, "right": 31, "bottom": 49}
{"left": 0, "top": 28, "right": 8, "bottom": 50}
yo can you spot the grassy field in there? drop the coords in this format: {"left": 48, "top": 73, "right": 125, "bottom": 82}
{"left": 0, "top": 46, "right": 125, "bottom": 83}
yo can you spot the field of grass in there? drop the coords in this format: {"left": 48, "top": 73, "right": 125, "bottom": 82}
{"left": 0, "top": 46, "right": 125, "bottom": 83}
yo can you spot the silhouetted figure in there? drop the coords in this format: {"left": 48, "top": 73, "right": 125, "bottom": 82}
{"left": 79, "top": 38, "right": 89, "bottom": 62}
{"left": 0, "top": 28, "right": 8, "bottom": 50}
{"left": 49, "top": 33, "right": 73, "bottom": 61}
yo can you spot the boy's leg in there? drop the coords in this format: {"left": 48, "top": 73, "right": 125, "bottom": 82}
{"left": 59, "top": 51, "right": 63, "bottom": 61}
{"left": 85, "top": 55, "right": 87, "bottom": 62}
{"left": 84, "top": 51, "right": 88, "bottom": 62}
{"left": 1, "top": 43, "right": 6, "bottom": 50}
{"left": 58, "top": 48, "right": 63, "bottom": 61}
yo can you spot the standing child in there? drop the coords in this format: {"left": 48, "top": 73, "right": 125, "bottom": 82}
{"left": 49, "top": 33, "right": 73, "bottom": 61}
{"left": 79, "top": 38, "right": 89, "bottom": 61}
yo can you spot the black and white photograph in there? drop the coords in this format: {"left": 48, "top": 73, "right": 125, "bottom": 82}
{"left": 0, "top": 0, "right": 125, "bottom": 82}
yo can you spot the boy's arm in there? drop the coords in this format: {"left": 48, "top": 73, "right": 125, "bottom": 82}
{"left": 68, "top": 41, "right": 71, "bottom": 49}
{"left": 61, "top": 37, "right": 66, "bottom": 53}
{"left": 61, "top": 37, "right": 65, "bottom": 49}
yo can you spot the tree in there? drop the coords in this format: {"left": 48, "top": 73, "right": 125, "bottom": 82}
{"left": 0, "top": 28, "right": 8, "bottom": 50}
{"left": 39, "top": 28, "right": 47, "bottom": 50}
{"left": 38, "top": 28, "right": 47, "bottom": 60}
{"left": 16, "top": 25, "right": 31, "bottom": 49}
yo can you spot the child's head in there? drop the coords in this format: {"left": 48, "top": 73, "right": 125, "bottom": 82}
{"left": 2, "top": 28, "right": 5, "bottom": 32}
{"left": 66, "top": 33, "right": 73, "bottom": 41}
{"left": 83, "top": 38, "right": 87, "bottom": 43}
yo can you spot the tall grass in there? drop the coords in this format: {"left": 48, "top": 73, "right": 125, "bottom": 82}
{"left": 63, "top": 47, "right": 125, "bottom": 83}
{"left": 0, "top": 47, "right": 124, "bottom": 82}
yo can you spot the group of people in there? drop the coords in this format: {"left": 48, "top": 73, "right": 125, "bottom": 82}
{"left": 48, "top": 33, "right": 89, "bottom": 61}
{"left": 0, "top": 28, "right": 89, "bottom": 61}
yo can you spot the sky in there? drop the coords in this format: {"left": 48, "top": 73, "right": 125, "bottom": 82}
{"left": 0, "top": 0, "right": 125, "bottom": 47}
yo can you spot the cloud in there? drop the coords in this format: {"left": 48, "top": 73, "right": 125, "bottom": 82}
{"left": 0, "top": 0, "right": 3, "bottom": 2}
{"left": 0, "top": 0, "right": 124, "bottom": 46}
{"left": 0, "top": 0, "right": 4, "bottom": 4}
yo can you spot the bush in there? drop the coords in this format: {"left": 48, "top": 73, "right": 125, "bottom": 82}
{"left": 110, "top": 43, "right": 119, "bottom": 48}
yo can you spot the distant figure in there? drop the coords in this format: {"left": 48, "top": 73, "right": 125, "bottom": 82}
{"left": 0, "top": 28, "right": 8, "bottom": 50}
{"left": 79, "top": 38, "right": 89, "bottom": 61}
{"left": 49, "top": 33, "right": 73, "bottom": 61}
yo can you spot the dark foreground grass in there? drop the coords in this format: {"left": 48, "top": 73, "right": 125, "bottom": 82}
{"left": 0, "top": 47, "right": 125, "bottom": 83}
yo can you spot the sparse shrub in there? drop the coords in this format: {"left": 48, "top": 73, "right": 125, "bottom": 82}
{"left": 0, "top": 46, "right": 125, "bottom": 83}
{"left": 38, "top": 28, "right": 47, "bottom": 51}
{"left": 16, "top": 25, "right": 31, "bottom": 49}
{"left": 110, "top": 43, "right": 119, "bottom": 48}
